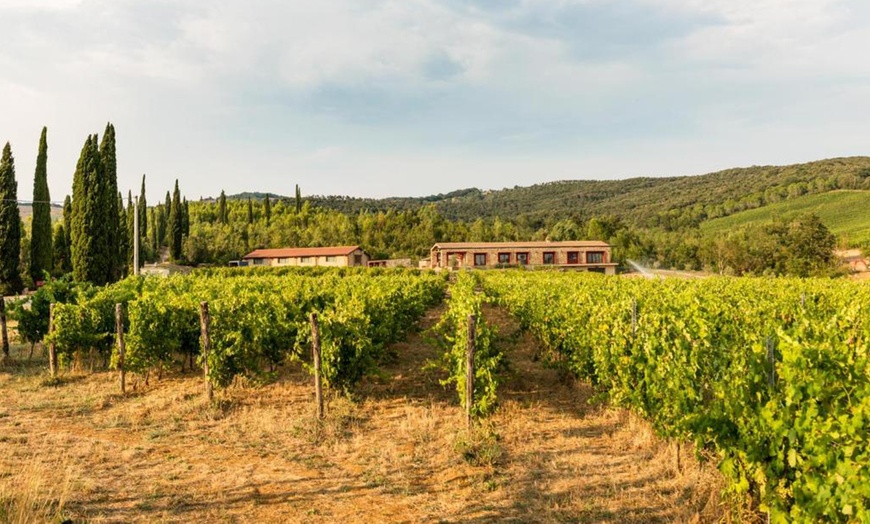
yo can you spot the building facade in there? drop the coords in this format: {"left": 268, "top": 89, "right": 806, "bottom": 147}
{"left": 430, "top": 241, "right": 618, "bottom": 274}
{"left": 242, "top": 246, "right": 370, "bottom": 268}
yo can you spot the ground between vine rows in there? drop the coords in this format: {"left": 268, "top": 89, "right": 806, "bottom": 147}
{"left": 0, "top": 304, "right": 727, "bottom": 523}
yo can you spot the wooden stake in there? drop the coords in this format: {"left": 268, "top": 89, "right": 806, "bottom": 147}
{"left": 0, "top": 297, "right": 9, "bottom": 364}
{"left": 310, "top": 312, "right": 324, "bottom": 420}
{"left": 200, "top": 302, "right": 213, "bottom": 403}
{"left": 48, "top": 303, "right": 57, "bottom": 378}
{"left": 115, "top": 303, "right": 126, "bottom": 394}
{"left": 466, "top": 314, "right": 476, "bottom": 430}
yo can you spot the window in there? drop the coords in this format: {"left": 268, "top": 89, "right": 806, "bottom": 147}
{"left": 474, "top": 253, "right": 487, "bottom": 266}
{"left": 567, "top": 251, "right": 579, "bottom": 264}
{"left": 252, "top": 258, "right": 264, "bottom": 266}
{"left": 300, "top": 256, "right": 311, "bottom": 264}
{"left": 586, "top": 251, "right": 604, "bottom": 264}
{"left": 278, "top": 257, "right": 290, "bottom": 264}
{"left": 325, "top": 256, "right": 336, "bottom": 263}
{"left": 543, "top": 252, "right": 556, "bottom": 265}
{"left": 498, "top": 252, "right": 511, "bottom": 265}
{"left": 516, "top": 252, "right": 529, "bottom": 265}
{"left": 354, "top": 254, "right": 363, "bottom": 265}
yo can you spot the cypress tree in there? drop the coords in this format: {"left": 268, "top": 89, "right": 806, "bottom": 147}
{"left": 169, "top": 180, "right": 182, "bottom": 261}
{"left": 218, "top": 190, "right": 227, "bottom": 224}
{"left": 71, "top": 135, "right": 109, "bottom": 285}
{"left": 117, "top": 192, "right": 128, "bottom": 276}
{"left": 52, "top": 224, "right": 68, "bottom": 275}
{"left": 0, "top": 143, "right": 23, "bottom": 294}
{"left": 182, "top": 198, "right": 190, "bottom": 236}
{"left": 30, "top": 127, "right": 52, "bottom": 283}
{"left": 247, "top": 198, "right": 253, "bottom": 224}
{"left": 62, "top": 195, "right": 72, "bottom": 272}
{"left": 139, "top": 174, "right": 147, "bottom": 242}
{"left": 149, "top": 207, "right": 158, "bottom": 255}
{"left": 295, "top": 184, "right": 302, "bottom": 213}
{"left": 99, "top": 123, "right": 121, "bottom": 281}
{"left": 264, "top": 193, "right": 271, "bottom": 225}
{"left": 126, "top": 191, "right": 135, "bottom": 268}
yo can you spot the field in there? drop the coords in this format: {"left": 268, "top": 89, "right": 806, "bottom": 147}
{"left": 700, "top": 190, "right": 870, "bottom": 245}
{"left": 0, "top": 304, "right": 725, "bottom": 523}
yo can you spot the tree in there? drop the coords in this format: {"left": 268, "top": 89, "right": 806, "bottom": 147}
{"left": 169, "top": 180, "right": 183, "bottom": 261}
{"left": 0, "top": 143, "right": 23, "bottom": 294}
{"left": 247, "top": 198, "right": 254, "bottom": 224}
{"left": 218, "top": 190, "right": 227, "bottom": 224}
{"left": 61, "top": 195, "right": 72, "bottom": 273}
{"left": 264, "top": 193, "right": 271, "bottom": 224}
{"left": 117, "top": 192, "right": 128, "bottom": 276}
{"left": 126, "top": 191, "right": 135, "bottom": 269}
{"left": 295, "top": 184, "right": 302, "bottom": 213}
{"left": 52, "top": 224, "right": 68, "bottom": 275}
{"left": 182, "top": 198, "right": 190, "bottom": 236}
{"left": 139, "top": 174, "right": 147, "bottom": 242}
{"left": 99, "top": 123, "right": 122, "bottom": 280}
{"left": 71, "top": 135, "right": 110, "bottom": 285}
{"left": 30, "top": 127, "right": 52, "bottom": 283}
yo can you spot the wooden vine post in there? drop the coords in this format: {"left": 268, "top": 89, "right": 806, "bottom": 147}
{"left": 0, "top": 297, "right": 9, "bottom": 364}
{"left": 48, "top": 303, "right": 57, "bottom": 378}
{"left": 310, "top": 312, "right": 324, "bottom": 420}
{"left": 200, "top": 301, "right": 213, "bottom": 403}
{"left": 466, "top": 314, "right": 476, "bottom": 430}
{"left": 115, "top": 303, "right": 126, "bottom": 394}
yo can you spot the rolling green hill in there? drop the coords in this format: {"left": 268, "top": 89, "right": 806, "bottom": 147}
{"left": 700, "top": 190, "right": 870, "bottom": 246}
{"left": 305, "top": 156, "right": 870, "bottom": 229}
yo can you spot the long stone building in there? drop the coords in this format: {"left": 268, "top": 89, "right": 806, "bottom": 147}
{"left": 241, "top": 246, "right": 370, "bottom": 267}
{"left": 429, "top": 241, "right": 617, "bottom": 274}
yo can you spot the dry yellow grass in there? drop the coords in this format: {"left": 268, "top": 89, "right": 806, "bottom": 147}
{"left": 0, "top": 305, "right": 731, "bottom": 523}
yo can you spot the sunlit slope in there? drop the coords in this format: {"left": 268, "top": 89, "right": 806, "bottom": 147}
{"left": 700, "top": 190, "right": 870, "bottom": 245}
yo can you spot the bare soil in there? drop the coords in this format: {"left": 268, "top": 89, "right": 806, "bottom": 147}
{"left": 0, "top": 305, "right": 727, "bottom": 523}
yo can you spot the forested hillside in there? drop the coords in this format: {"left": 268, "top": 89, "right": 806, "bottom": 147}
{"left": 307, "top": 157, "right": 870, "bottom": 229}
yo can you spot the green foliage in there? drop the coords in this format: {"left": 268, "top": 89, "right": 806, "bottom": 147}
{"left": 0, "top": 142, "right": 22, "bottom": 294}
{"left": 30, "top": 127, "right": 52, "bottom": 283}
{"left": 169, "top": 180, "right": 183, "bottom": 261}
{"left": 7, "top": 275, "right": 84, "bottom": 348}
{"left": 71, "top": 135, "right": 112, "bottom": 285}
{"left": 485, "top": 271, "right": 870, "bottom": 522}
{"left": 433, "top": 272, "right": 501, "bottom": 417}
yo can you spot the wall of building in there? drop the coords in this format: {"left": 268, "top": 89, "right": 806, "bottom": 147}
{"left": 432, "top": 246, "right": 616, "bottom": 275}
{"left": 248, "top": 249, "right": 370, "bottom": 268}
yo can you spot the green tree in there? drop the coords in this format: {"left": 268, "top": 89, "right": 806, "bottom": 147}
{"left": 139, "top": 174, "right": 147, "bottom": 242}
{"left": 264, "top": 193, "right": 271, "bottom": 224}
{"left": 218, "top": 190, "right": 227, "bottom": 224}
{"left": 71, "top": 135, "right": 110, "bottom": 285}
{"left": 117, "top": 192, "right": 128, "bottom": 276}
{"left": 99, "top": 123, "right": 121, "bottom": 280}
{"left": 169, "top": 180, "right": 183, "bottom": 261}
{"left": 0, "top": 143, "right": 23, "bottom": 294}
{"left": 30, "top": 127, "right": 52, "bottom": 283}
{"left": 247, "top": 198, "right": 254, "bottom": 224}
{"left": 61, "top": 195, "right": 72, "bottom": 272}
{"left": 295, "top": 184, "right": 302, "bottom": 213}
{"left": 52, "top": 224, "right": 68, "bottom": 275}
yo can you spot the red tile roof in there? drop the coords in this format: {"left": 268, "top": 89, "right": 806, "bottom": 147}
{"left": 243, "top": 246, "right": 362, "bottom": 259}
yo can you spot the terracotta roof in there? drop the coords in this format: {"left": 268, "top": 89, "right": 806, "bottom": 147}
{"left": 431, "top": 241, "right": 611, "bottom": 250}
{"left": 243, "top": 246, "right": 362, "bottom": 259}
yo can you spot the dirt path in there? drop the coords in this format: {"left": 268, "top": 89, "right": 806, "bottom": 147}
{"left": 0, "top": 305, "right": 724, "bottom": 523}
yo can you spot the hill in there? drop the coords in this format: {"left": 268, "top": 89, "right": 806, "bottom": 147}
{"left": 305, "top": 157, "right": 870, "bottom": 229}
{"left": 18, "top": 203, "right": 64, "bottom": 221}
{"left": 700, "top": 190, "right": 870, "bottom": 246}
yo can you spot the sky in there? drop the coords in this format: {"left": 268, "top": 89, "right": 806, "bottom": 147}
{"left": 1, "top": 0, "right": 869, "bottom": 202}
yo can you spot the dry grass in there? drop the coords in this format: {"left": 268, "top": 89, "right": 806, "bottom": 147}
{"left": 0, "top": 305, "right": 731, "bottom": 523}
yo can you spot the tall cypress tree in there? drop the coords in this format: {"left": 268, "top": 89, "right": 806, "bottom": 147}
{"left": 62, "top": 195, "right": 72, "bottom": 272}
{"left": 149, "top": 207, "right": 158, "bottom": 255}
{"left": 117, "top": 192, "right": 128, "bottom": 277}
{"left": 99, "top": 123, "right": 120, "bottom": 281}
{"left": 264, "top": 193, "right": 271, "bottom": 225}
{"left": 52, "top": 224, "right": 67, "bottom": 275}
{"left": 247, "top": 198, "right": 253, "bottom": 224}
{"left": 30, "top": 127, "right": 52, "bottom": 283}
{"left": 218, "top": 190, "right": 227, "bottom": 224}
{"left": 126, "top": 191, "right": 135, "bottom": 268}
{"left": 0, "top": 143, "right": 23, "bottom": 294}
{"left": 71, "top": 135, "right": 109, "bottom": 285}
{"left": 139, "top": 174, "right": 147, "bottom": 243}
{"left": 169, "top": 180, "right": 182, "bottom": 261}
{"left": 295, "top": 184, "right": 302, "bottom": 213}
{"left": 182, "top": 198, "right": 190, "bottom": 236}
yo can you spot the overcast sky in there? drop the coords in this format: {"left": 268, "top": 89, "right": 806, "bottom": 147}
{"left": 1, "top": 0, "right": 869, "bottom": 202}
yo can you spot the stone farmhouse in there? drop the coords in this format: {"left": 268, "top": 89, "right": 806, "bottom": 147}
{"left": 241, "top": 246, "right": 370, "bottom": 268}
{"left": 429, "top": 241, "right": 617, "bottom": 274}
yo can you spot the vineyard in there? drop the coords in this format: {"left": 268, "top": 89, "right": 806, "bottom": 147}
{"left": 2, "top": 268, "right": 869, "bottom": 522}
